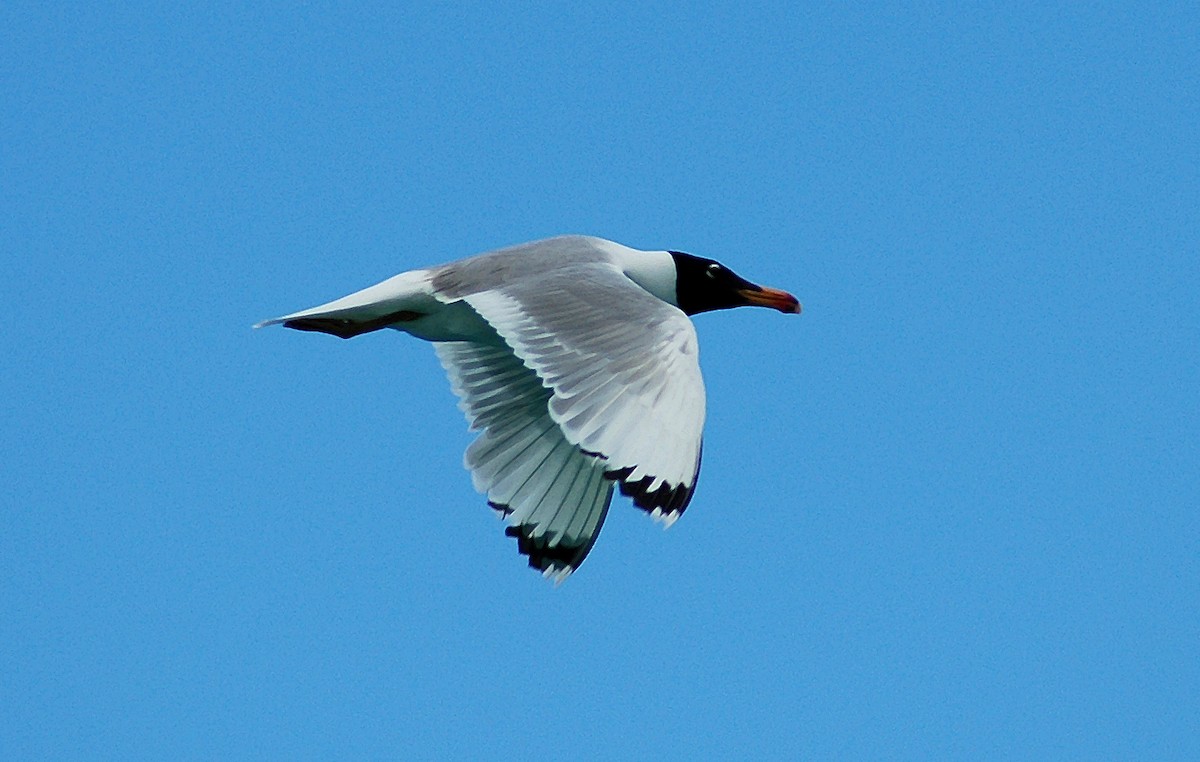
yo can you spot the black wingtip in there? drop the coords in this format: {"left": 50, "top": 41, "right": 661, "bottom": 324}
{"left": 604, "top": 466, "right": 698, "bottom": 516}
{"left": 493, "top": 496, "right": 611, "bottom": 579}
{"left": 602, "top": 443, "right": 702, "bottom": 519}
{"left": 504, "top": 524, "right": 588, "bottom": 574}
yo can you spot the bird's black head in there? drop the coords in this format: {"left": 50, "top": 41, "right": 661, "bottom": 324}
{"left": 669, "top": 251, "right": 801, "bottom": 316}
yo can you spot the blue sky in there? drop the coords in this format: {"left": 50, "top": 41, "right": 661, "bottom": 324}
{"left": 2, "top": 2, "right": 1197, "bottom": 758}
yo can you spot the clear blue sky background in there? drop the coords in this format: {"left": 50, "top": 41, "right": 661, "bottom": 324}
{"left": 3, "top": 2, "right": 1197, "bottom": 759}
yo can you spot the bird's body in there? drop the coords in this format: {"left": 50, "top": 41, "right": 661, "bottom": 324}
{"left": 258, "top": 235, "right": 799, "bottom": 581}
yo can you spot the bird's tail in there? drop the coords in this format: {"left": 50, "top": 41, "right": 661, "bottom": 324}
{"left": 254, "top": 270, "right": 432, "bottom": 339}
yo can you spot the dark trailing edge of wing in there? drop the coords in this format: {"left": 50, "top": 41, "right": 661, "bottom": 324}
{"left": 490, "top": 500, "right": 611, "bottom": 574}
{"left": 603, "top": 444, "right": 703, "bottom": 517}
{"left": 604, "top": 467, "right": 696, "bottom": 515}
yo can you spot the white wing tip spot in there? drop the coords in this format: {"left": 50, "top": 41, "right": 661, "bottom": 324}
{"left": 542, "top": 565, "right": 573, "bottom": 586}
{"left": 649, "top": 508, "right": 681, "bottom": 529}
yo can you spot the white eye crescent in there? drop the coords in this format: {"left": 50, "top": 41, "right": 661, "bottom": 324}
{"left": 706, "top": 264, "right": 720, "bottom": 278}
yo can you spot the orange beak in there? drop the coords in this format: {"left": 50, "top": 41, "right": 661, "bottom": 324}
{"left": 738, "top": 286, "right": 802, "bottom": 314}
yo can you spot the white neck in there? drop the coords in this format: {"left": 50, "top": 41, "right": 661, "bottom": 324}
{"left": 609, "top": 245, "right": 679, "bottom": 307}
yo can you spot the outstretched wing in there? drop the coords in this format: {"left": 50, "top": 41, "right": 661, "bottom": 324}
{"left": 435, "top": 261, "right": 706, "bottom": 526}
{"left": 436, "top": 341, "right": 614, "bottom": 581}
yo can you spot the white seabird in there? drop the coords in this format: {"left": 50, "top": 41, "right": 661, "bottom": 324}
{"left": 258, "top": 235, "right": 800, "bottom": 581}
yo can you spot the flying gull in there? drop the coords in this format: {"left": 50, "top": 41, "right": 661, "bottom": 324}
{"left": 258, "top": 235, "right": 800, "bottom": 581}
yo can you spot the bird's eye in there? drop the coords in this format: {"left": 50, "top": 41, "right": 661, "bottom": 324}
{"left": 706, "top": 264, "right": 720, "bottom": 279}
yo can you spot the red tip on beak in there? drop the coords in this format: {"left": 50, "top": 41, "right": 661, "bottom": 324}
{"left": 739, "top": 286, "right": 802, "bottom": 314}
